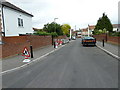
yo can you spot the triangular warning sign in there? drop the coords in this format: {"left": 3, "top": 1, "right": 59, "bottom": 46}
{"left": 22, "top": 47, "right": 30, "bottom": 57}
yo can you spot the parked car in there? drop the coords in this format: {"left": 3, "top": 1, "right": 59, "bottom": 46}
{"left": 61, "top": 39, "right": 69, "bottom": 45}
{"left": 81, "top": 37, "right": 96, "bottom": 46}
{"left": 72, "top": 36, "right": 76, "bottom": 40}
{"left": 61, "top": 39, "right": 66, "bottom": 45}
{"left": 65, "top": 39, "right": 69, "bottom": 43}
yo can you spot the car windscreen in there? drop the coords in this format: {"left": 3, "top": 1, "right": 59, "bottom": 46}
{"left": 84, "top": 37, "right": 94, "bottom": 40}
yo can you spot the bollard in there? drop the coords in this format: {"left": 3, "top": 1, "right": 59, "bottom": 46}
{"left": 54, "top": 41, "right": 56, "bottom": 48}
{"left": 102, "top": 39, "right": 104, "bottom": 47}
{"left": 30, "top": 45, "right": 34, "bottom": 58}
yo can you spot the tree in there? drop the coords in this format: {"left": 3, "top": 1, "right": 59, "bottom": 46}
{"left": 94, "top": 13, "right": 113, "bottom": 34}
{"left": 43, "top": 22, "right": 63, "bottom": 35}
{"left": 61, "top": 24, "right": 71, "bottom": 36}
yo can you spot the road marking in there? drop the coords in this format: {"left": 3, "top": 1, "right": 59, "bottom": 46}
{"left": 97, "top": 45, "right": 120, "bottom": 60}
{"left": 1, "top": 44, "right": 66, "bottom": 75}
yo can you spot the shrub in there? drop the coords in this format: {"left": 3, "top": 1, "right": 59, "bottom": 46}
{"left": 50, "top": 32, "right": 58, "bottom": 37}
{"left": 34, "top": 31, "right": 50, "bottom": 36}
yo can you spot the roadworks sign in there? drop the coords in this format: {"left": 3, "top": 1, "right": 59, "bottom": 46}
{"left": 22, "top": 47, "right": 31, "bottom": 63}
{"left": 22, "top": 47, "right": 30, "bottom": 57}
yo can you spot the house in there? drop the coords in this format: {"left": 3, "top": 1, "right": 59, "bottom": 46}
{"left": 81, "top": 28, "right": 88, "bottom": 36}
{"left": 81, "top": 25, "right": 95, "bottom": 36}
{"left": 0, "top": 0, "right": 33, "bottom": 37}
{"left": 89, "top": 24, "right": 120, "bottom": 32}
{"left": 89, "top": 25, "right": 95, "bottom": 32}
{"left": 112, "top": 24, "right": 120, "bottom": 32}
{"left": 80, "top": 24, "right": 120, "bottom": 37}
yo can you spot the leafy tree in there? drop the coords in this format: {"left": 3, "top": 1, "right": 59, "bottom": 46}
{"left": 43, "top": 22, "right": 63, "bottom": 35}
{"left": 94, "top": 13, "right": 113, "bottom": 34}
{"left": 61, "top": 24, "right": 71, "bottom": 36}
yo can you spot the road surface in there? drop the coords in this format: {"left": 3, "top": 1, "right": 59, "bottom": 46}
{"left": 2, "top": 39, "right": 118, "bottom": 88}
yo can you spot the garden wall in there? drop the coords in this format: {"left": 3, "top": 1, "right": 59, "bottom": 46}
{"left": 1, "top": 35, "right": 52, "bottom": 58}
{"left": 93, "top": 34, "right": 120, "bottom": 45}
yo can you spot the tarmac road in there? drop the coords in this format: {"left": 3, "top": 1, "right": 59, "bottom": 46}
{"left": 2, "top": 38, "right": 118, "bottom": 88}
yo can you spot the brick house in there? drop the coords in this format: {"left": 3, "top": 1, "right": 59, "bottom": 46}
{"left": 89, "top": 25, "right": 95, "bottom": 32}
{"left": 81, "top": 28, "right": 88, "bottom": 36}
{"left": 0, "top": 0, "right": 33, "bottom": 37}
{"left": 81, "top": 25, "right": 95, "bottom": 36}
{"left": 112, "top": 24, "right": 120, "bottom": 32}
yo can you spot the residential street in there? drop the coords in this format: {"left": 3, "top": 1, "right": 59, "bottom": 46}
{"left": 2, "top": 38, "right": 118, "bottom": 88}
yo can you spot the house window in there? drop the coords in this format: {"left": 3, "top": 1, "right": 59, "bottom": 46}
{"left": 18, "top": 18, "right": 23, "bottom": 27}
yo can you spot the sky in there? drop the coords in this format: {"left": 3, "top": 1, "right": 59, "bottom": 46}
{"left": 7, "top": 0, "right": 119, "bottom": 30}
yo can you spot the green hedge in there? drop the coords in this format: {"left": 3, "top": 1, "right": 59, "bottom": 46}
{"left": 34, "top": 31, "right": 58, "bottom": 37}
{"left": 34, "top": 31, "right": 50, "bottom": 36}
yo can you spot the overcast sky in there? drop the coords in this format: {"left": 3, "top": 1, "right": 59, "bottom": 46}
{"left": 7, "top": 0, "right": 119, "bottom": 30}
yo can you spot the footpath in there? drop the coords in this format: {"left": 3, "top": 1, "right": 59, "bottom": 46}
{"left": 1, "top": 44, "right": 65, "bottom": 74}
{"left": 96, "top": 41, "right": 120, "bottom": 60}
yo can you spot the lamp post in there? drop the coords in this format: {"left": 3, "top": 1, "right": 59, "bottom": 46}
{"left": 52, "top": 18, "right": 58, "bottom": 45}
{"left": 54, "top": 18, "right": 58, "bottom": 23}
{"left": 54, "top": 18, "right": 58, "bottom": 32}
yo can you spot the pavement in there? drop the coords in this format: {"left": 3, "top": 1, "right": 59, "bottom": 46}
{"left": 96, "top": 41, "right": 120, "bottom": 60}
{"left": 2, "top": 38, "right": 118, "bottom": 88}
{"left": 1, "top": 45, "right": 60, "bottom": 72}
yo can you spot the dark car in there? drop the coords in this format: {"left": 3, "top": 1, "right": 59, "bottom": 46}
{"left": 81, "top": 36, "right": 96, "bottom": 46}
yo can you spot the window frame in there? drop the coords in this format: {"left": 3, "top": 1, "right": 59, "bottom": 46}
{"left": 18, "top": 18, "right": 24, "bottom": 27}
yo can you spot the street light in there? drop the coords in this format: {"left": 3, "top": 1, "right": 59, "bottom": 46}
{"left": 53, "top": 18, "right": 58, "bottom": 32}
{"left": 52, "top": 18, "right": 58, "bottom": 45}
{"left": 54, "top": 18, "right": 58, "bottom": 23}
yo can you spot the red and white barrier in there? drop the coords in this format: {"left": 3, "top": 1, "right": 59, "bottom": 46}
{"left": 55, "top": 41, "right": 58, "bottom": 48}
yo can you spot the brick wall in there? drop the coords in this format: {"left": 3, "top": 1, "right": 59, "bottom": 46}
{"left": 55, "top": 35, "right": 67, "bottom": 40}
{"left": 1, "top": 35, "right": 52, "bottom": 58}
{"left": 93, "top": 34, "right": 120, "bottom": 45}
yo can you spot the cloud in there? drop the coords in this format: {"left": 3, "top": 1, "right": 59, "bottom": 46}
{"left": 8, "top": 0, "right": 119, "bottom": 29}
